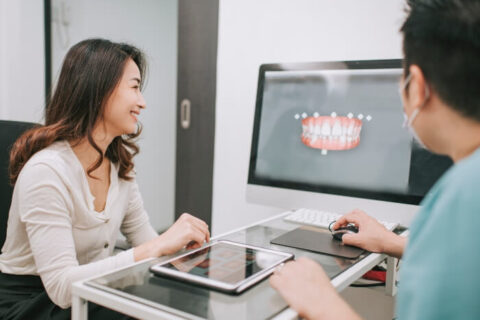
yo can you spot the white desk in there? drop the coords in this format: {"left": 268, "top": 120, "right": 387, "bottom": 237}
{"left": 72, "top": 212, "right": 398, "bottom": 319}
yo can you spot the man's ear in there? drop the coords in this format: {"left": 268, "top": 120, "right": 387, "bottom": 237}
{"left": 407, "top": 65, "right": 431, "bottom": 109}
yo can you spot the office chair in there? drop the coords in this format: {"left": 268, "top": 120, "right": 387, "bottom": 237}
{"left": 0, "top": 120, "right": 38, "bottom": 250}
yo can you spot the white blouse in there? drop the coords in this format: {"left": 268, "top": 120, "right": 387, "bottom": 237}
{"left": 0, "top": 141, "right": 158, "bottom": 308}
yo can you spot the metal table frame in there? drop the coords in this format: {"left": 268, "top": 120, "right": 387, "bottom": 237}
{"left": 72, "top": 212, "right": 400, "bottom": 319}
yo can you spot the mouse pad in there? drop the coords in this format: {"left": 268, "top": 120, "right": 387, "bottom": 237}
{"left": 270, "top": 227, "right": 365, "bottom": 259}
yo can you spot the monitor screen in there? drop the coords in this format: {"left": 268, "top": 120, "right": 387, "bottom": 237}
{"left": 248, "top": 60, "right": 452, "bottom": 206}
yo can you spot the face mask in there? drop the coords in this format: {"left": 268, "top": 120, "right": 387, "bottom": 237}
{"left": 399, "top": 74, "right": 430, "bottom": 149}
{"left": 403, "top": 109, "right": 427, "bottom": 148}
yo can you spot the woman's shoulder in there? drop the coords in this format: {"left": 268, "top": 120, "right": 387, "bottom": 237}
{"left": 26, "top": 140, "right": 72, "bottom": 166}
{"left": 20, "top": 141, "right": 79, "bottom": 180}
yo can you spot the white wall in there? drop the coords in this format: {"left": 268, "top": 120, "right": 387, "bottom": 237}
{"left": 0, "top": 0, "right": 45, "bottom": 122}
{"left": 213, "top": 0, "right": 406, "bottom": 235}
{"left": 50, "top": 0, "right": 177, "bottom": 231}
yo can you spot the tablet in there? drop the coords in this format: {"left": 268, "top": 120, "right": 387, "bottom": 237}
{"left": 149, "top": 240, "right": 294, "bottom": 294}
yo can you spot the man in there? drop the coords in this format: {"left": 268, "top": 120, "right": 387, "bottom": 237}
{"left": 270, "top": 0, "right": 480, "bottom": 319}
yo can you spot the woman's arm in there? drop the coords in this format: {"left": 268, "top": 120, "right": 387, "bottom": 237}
{"left": 133, "top": 213, "right": 210, "bottom": 261}
{"left": 121, "top": 180, "right": 210, "bottom": 262}
{"left": 120, "top": 181, "right": 158, "bottom": 246}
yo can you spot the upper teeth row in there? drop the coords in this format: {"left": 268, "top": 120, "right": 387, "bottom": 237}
{"left": 294, "top": 112, "right": 372, "bottom": 121}
{"left": 302, "top": 122, "right": 361, "bottom": 138}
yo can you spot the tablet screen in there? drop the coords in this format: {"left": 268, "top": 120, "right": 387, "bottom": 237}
{"left": 161, "top": 242, "right": 287, "bottom": 285}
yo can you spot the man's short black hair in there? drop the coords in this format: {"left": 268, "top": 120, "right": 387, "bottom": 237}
{"left": 401, "top": 0, "right": 480, "bottom": 121}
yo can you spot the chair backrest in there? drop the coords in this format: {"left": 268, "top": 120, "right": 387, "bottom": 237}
{"left": 0, "top": 120, "right": 38, "bottom": 250}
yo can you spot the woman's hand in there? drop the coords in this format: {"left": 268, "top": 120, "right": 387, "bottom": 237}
{"left": 270, "top": 257, "right": 360, "bottom": 320}
{"left": 134, "top": 213, "right": 210, "bottom": 261}
{"left": 333, "top": 209, "right": 405, "bottom": 258}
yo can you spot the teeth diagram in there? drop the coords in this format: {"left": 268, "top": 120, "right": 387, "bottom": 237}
{"left": 295, "top": 112, "right": 372, "bottom": 155}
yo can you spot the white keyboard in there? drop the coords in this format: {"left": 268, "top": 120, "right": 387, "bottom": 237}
{"left": 283, "top": 208, "right": 399, "bottom": 231}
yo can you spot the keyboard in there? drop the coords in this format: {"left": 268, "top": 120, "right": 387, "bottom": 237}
{"left": 283, "top": 208, "right": 398, "bottom": 231}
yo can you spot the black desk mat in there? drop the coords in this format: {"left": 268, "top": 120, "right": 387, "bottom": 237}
{"left": 271, "top": 227, "right": 365, "bottom": 259}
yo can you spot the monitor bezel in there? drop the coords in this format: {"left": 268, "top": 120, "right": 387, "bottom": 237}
{"left": 247, "top": 59, "right": 426, "bottom": 205}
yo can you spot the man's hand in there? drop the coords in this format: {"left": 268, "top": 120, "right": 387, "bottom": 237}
{"left": 270, "top": 257, "right": 361, "bottom": 320}
{"left": 333, "top": 209, "right": 405, "bottom": 258}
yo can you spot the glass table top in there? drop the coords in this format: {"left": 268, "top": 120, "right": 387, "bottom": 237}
{"left": 86, "top": 217, "right": 369, "bottom": 319}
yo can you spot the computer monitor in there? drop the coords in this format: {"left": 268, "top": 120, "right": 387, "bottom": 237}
{"left": 246, "top": 60, "right": 452, "bottom": 226}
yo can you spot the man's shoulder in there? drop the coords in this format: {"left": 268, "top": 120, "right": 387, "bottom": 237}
{"left": 438, "top": 149, "right": 480, "bottom": 198}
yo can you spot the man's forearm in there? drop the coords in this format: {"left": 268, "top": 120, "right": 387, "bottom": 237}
{"left": 382, "top": 233, "right": 406, "bottom": 259}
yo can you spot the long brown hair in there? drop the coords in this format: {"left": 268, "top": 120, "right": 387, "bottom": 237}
{"left": 9, "top": 38, "right": 147, "bottom": 184}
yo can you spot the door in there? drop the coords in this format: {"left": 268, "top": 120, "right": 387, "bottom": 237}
{"left": 175, "top": 0, "right": 219, "bottom": 228}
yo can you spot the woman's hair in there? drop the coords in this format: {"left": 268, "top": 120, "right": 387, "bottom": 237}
{"left": 9, "top": 38, "right": 147, "bottom": 184}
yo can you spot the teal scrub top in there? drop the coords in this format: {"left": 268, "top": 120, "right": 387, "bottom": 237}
{"left": 396, "top": 148, "right": 480, "bottom": 319}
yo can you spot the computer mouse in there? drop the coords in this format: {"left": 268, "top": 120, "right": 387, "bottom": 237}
{"left": 331, "top": 224, "right": 358, "bottom": 241}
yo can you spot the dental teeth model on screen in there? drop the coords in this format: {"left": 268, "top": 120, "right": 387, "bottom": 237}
{"left": 295, "top": 112, "right": 372, "bottom": 155}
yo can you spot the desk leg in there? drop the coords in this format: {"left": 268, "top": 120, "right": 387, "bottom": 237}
{"left": 385, "top": 256, "right": 398, "bottom": 296}
{"left": 72, "top": 294, "right": 88, "bottom": 320}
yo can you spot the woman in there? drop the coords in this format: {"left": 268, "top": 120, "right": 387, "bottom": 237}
{"left": 0, "top": 39, "right": 210, "bottom": 319}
